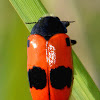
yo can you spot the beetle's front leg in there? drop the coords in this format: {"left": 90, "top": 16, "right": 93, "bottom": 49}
{"left": 71, "top": 40, "right": 77, "bottom": 45}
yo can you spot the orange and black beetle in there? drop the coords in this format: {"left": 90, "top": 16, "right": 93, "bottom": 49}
{"left": 27, "top": 16, "right": 76, "bottom": 100}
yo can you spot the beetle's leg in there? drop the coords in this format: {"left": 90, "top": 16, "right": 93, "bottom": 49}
{"left": 71, "top": 40, "right": 77, "bottom": 45}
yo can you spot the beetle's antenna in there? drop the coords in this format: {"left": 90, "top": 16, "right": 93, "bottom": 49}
{"left": 68, "top": 21, "right": 75, "bottom": 23}
{"left": 62, "top": 21, "right": 75, "bottom": 27}
{"left": 25, "top": 22, "right": 37, "bottom": 24}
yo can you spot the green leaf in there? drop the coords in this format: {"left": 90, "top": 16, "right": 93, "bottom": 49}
{"left": 9, "top": 0, "right": 48, "bottom": 31}
{"left": 9, "top": 0, "right": 100, "bottom": 100}
{"left": 71, "top": 50, "right": 100, "bottom": 100}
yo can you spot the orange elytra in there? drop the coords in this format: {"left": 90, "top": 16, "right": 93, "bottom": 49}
{"left": 27, "top": 16, "right": 76, "bottom": 100}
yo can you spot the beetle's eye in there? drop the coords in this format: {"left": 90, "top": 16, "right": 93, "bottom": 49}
{"left": 62, "top": 21, "right": 70, "bottom": 27}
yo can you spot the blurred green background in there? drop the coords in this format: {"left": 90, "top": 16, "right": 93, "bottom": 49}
{"left": 0, "top": 0, "right": 31, "bottom": 100}
{"left": 0, "top": 0, "right": 100, "bottom": 100}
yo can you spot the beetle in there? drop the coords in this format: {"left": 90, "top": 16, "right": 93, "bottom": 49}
{"left": 27, "top": 16, "right": 76, "bottom": 100}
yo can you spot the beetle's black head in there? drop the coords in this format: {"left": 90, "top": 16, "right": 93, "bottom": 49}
{"left": 30, "top": 16, "right": 72, "bottom": 40}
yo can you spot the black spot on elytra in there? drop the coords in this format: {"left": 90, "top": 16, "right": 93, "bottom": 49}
{"left": 28, "top": 66, "right": 46, "bottom": 89}
{"left": 27, "top": 40, "right": 30, "bottom": 47}
{"left": 50, "top": 66, "right": 72, "bottom": 89}
{"left": 66, "top": 38, "right": 70, "bottom": 46}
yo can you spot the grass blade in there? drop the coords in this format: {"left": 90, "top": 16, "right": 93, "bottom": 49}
{"left": 9, "top": 0, "right": 48, "bottom": 31}
{"left": 9, "top": 0, "right": 100, "bottom": 100}
{"left": 71, "top": 50, "right": 100, "bottom": 100}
